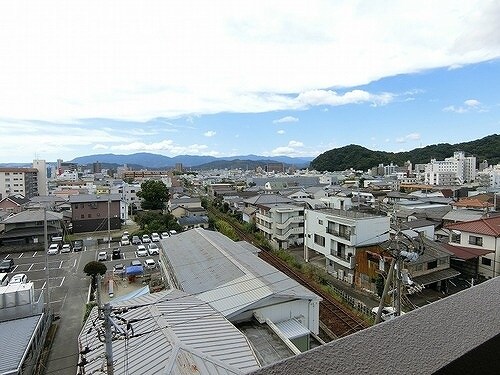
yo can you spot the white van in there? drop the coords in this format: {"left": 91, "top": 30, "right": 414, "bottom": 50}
{"left": 0, "top": 273, "right": 9, "bottom": 286}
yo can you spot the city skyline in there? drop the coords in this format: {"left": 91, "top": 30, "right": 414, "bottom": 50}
{"left": 1, "top": 1, "right": 499, "bottom": 163}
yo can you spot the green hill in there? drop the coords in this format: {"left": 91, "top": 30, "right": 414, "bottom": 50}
{"left": 310, "top": 134, "right": 500, "bottom": 172}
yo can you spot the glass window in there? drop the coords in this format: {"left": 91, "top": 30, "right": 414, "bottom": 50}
{"left": 468, "top": 236, "right": 483, "bottom": 246}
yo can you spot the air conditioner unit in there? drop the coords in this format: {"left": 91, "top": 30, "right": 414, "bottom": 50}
{"left": 346, "top": 273, "right": 354, "bottom": 284}
{"left": 337, "top": 269, "right": 344, "bottom": 280}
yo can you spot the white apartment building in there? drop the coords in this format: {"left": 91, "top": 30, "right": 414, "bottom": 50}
{"left": 110, "top": 182, "right": 142, "bottom": 211}
{"left": 424, "top": 151, "right": 476, "bottom": 185}
{"left": 476, "top": 164, "right": 500, "bottom": 188}
{"left": 32, "top": 159, "right": 48, "bottom": 196}
{"left": 304, "top": 208, "right": 390, "bottom": 284}
{"left": 256, "top": 203, "right": 305, "bottom": 249}
{"left": 0, "top": 168, "right": 40, "bottom": 199}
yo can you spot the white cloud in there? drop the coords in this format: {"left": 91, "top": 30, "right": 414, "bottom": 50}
{"left": 273, "top": 116, "right": 299, "bottom": 123}
{"left": 0, "top": 1, "right": 498, "bottom": 122}
{"left": 93, "top": 144, "right": 109, "bottom": 150}
{"left": 277, "top": 130, "right": 285, "bottom": 134}
{"left": 110, "top": 139, "right": 215, "bottom": 156}
{"left": 396, "top": 133, "right": 421, "bottom": 143}
{"left": 204, "top": 131, "right": 216, "bottom": 137}
{"left": 288, "top": 140, "right": 304, "bottom": 147}
{"left": 443, "top": 99, "right": 486, "bottom": 113}
{"left": 270, "top": 140, "right": 305, "bottom": 156}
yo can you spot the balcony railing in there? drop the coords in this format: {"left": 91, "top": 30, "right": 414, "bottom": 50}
{"left": 327, "top": 228, "right": 351, "bottom": 240}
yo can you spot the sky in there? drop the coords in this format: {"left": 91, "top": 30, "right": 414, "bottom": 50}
{"left": 0, "top": 0, "right": 499, "bottom": 163}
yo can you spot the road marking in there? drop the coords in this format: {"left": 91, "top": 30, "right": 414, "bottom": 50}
{"left": 12, "top": 265, "right": 18, "bottom": 272}
{"left": 4, "top": 254, "right": 11, "bottom": 259}
{"left": 59, "top": 261, "right": 63, "bottom": 269}
{"left": 41, "top": 281, "right": 46, "bottom": 291}
{"left": 28, "top": 264, "right": 34, "bottom": 271}
{"left": 73, "top": 259, "right": 77, "bottom": 267}
{"left": 59, "top": 276, "right": 65, "bottom": 287}
{"left": 18, "top": 253, "right": 24, "bottom": 258}
{"left": 33, "top": 252, "right": 38, "bottom": 257}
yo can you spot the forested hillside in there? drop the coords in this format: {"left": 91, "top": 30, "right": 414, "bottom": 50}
{"left": 310, "top": 134, "right": 500, "bottom": 172}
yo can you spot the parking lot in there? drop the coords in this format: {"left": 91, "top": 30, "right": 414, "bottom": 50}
{"left": 96, "top": 241, "right": 162, "bottom": 275}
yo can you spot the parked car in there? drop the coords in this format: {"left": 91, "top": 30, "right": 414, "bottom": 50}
{"left": 147, "top": 243, "right": 159, "bottom": 255}
{"left": 137, "top": 245, "right": 148, "bottom": 257}
{"left": 371, "top": 306, "right": 405, "bottom": 321}
{"left": 60, "top": 244, "right": 72, "bottom": 253}
{"left": 0, "top": 273, "right": 9, "bottom": 286}
{"left": 130, "top": 259, "right": 142, "bottom": 267}
{"left": 73, "top": 240, "right": 84, "bottom": 252}
{"left": 113, "top": 263, "right": 125, "bottom": 276}
{"left": 121, "top": 235, "right": 130, "bottom": 246}
{"left": 97, "top": 251, "right": 107, "bottom": 261}
{"left": 144, "top": 258, "right": 156, "bottom": 270}
{"left": 9, "top": 273, "right": 28, "bottom": 285}
{"left": 47, "top": 243, "right": 60, "bottom": 255}
{"left": 161, "top": 232, "right": 170, "bottom": 239}
{"left": 112, "top": 248, "right": 121, "bottom": 260}
{"left": 141, "top": 234, "right": 151, "bottom": 243}
{"left": 131, "top": 235, "right": 141, "bottom": 245}
{"left": 151, "top": 232, "right": 160, "bottom": 242}
{"left": 169, "top": 230, "right": 177, "bottom": 235}
{"left": 0, "top": 259, "right": 14, "bottom": 273}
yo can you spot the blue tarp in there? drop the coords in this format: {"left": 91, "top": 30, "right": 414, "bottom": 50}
{"left": 126, "top": 265, "right": 144, "bottom": 275}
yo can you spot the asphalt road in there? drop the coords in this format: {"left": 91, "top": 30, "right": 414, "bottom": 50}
{"left": 43, "top": 239, "right": 161, "bottom": 375}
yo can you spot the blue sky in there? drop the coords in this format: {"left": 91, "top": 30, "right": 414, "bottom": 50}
{"left": 0, "top": 1, "right": 499, "bottom": 163}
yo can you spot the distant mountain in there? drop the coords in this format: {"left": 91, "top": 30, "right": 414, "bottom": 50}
{"left": 310, "top": 134, "right": 500, "bottom": 172}
{"left": 70, "top": 153, "right": 312, "bottom": 169}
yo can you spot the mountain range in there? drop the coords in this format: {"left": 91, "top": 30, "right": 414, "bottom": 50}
{"left": 310, "top": 134, "right": 500, "bottom": 172}
{"left": 69, "top": 153, "right": 313, "bottom": 169}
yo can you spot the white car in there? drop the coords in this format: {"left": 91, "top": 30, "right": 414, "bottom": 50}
{"left": 148, "top": 243, "right": 160, "bottom": 255}
{"left": 113, "top": 263, "right": 125, "bottom": 276}
{"left": 136, "top": 245, "right": 148, "bottom": 257}
{"left": 97, "top": 251, "right": 107, "bottom": 261}
{"left": 60, "top": 244, "right": 72, "bottom": 253}
{"left": 151, "top": 232, "right": 160, "bottom": 242}
{"left": 371, "top": 306, "right": 405, "bottom": 321}
{"left": 161, "top": 232, "right": 170, "bottom": 239}
{"left": 142, "top": 234, "right": 151, "bottom": 243}
{"left": 120, "top": 236, "right": 130, "bottom": 246}
{"left": 47, "top": 243, "right": 59, "bottom": 255}
{"left": 9, "top": 273, "right": 28, "bottom": 285}
{"left": 144, "top": 258, "right": 156, "bottom": 270}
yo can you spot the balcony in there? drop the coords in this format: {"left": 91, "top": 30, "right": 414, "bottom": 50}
{"left": 326, "top": 228, "right": 352, "bottom": 241}
{"left": 274, "top": 226, "right": 304, "bottom": 241}
{"left": 275, "top": 216, "right": 304, "bottom": 229}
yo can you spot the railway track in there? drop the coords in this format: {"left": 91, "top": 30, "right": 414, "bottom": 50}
{"left": 209, "top": 207, "right": 368, "bottom": 338}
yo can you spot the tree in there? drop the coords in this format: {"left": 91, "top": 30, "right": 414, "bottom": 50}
{"left": 84, "top": 261, "right": 107, "bottom": 288}
{"left": 137, "top": 180, "right": 170, "bottom": 210}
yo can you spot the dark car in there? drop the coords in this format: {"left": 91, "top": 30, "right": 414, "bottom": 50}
{"left": 112, "top": 248, "right": 121, "bottom": 260}
{"left": 73, "top": 240, "right": 84, "bottom": 252}
{"left": 0, "top": 259, "right": 15, "bottom": 273}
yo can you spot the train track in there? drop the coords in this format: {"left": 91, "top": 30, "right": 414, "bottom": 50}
{"left": 209, "top": 207, "right": 368, "bottom": 338}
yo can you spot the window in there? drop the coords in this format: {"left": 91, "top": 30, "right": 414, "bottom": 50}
{"left": 88, "top": 213, "right": 92, "bottom": 218}
{"left": 468, "top": 236, "right": 483, "bottom": 246}
{"left": 450, "top": 233, "right": 461, "bottom": 243}
{"left": 427, "top": 260, "right": 437, "bottom": 270}
{"left": 481, "top": 258, "right": 492, "bottom": 266}
{"left": 314, "top": 234, "right": 325, "bottom": 246}
{"left": 336, "top": 242, "right": 346, "bottom": 258}
{"left": 318, "top": 219, "right": 323, "bottom": 225}
{"left": 80, "top": 214, "right": 85, "bottom": 219}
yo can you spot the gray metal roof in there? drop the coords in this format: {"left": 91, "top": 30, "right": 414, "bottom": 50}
{"left": 1, "top": 209, "right": 63, "bottom": 224}
{"left": 0, "top": 314, "right": 43, "bottom": 374}
{"left": 442, "top": 209, "right": 484, "bottom": 222}
{"left": 163, "top": 229, "right": 320, "bottom": 318}
{"left": 80, "top": 289, "right": 260, "bottom": 375}
{"left": 68, "top": 193, "right": 122, "bottom": 203}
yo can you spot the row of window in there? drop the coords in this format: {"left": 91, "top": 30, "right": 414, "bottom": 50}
{"left": 450, "top": 234, "right": 483, "bottom": 247}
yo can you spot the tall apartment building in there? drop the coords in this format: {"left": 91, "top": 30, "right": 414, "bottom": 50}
{"left": 0, "top": 168, "right": 40, "bottom": 199}
{"left": 255, "top": 203, "right": 305, "bottom": 249}
{"left": 304, "top": 208, "right": 390, "bottom": 285}
{"left": 32, "top": 159, "right": 48, "bottom": 196}
{"left": 424, "top": 151, "right": 476, "bottom": 185}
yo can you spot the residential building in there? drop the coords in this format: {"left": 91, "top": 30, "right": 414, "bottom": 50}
{"left": 304, "top": 208, "right": 390, "bottom": 284}
{"left": 0, "top": 168, "right": 40, "bottom": 199}
{"left": 69, "top": 194, "right": 122, "bottom": 233}
{"left": 178, "top": 215, "right": 209, "bottom": 230}
{"left": 476, "top": 163, "right": 500, "bottom": 188}
{"left": 32, "top": 159, "right": 48, "bottom": 196}
{"left": 168, "top": 196, "right": 203, "bottom": 212}
{"left": 0, "top": 195, "right": 29, "bottom": 214}
{"left": 446, "top": 216, "right": 500, "bottom": 278}
{"left": 0, "top": 209, "right": 63, "bottom": 246}
{"left": 255, "top": 203, "right": 305, "bottom": 249}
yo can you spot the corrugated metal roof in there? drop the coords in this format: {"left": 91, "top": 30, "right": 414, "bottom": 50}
{"left": 442, "top": 209, "right": 484, "bottom": 222}
{"left": 1, "top": 209, "right": 62, "bottom": 224}
{"left": 412, "top": 268, "right": 461, "bottom": 286}
{"left": 446, "top": 217, "right": 500, "bottom": 237}
{"left": 79, "top": 289, "right": 260, "bottom": 375}
{"left": 0, "top": 314, "right": 43, "bottom": 374}
{"left": 275, "top": 319, "right": 310, "bottom": 339}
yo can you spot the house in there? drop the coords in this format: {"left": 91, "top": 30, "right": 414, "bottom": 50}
{"left": 168, "top": 196, "right": 203, "bottom": 213}
{"left": 0, "top": 195, "right": 29, "bottom": 214}
{"left": 304, "top": 208, "right": 390, "bottom": 285}
{"left": 69, "top": 194, "right": 123, "bottom": 233}
{"left": 159, "top": 229, "right": 321, "bottom": 338}
{"left": 78, "top": 289, "right": 261, "bottom": 374}
{"left": 445, "top": 216, "right": 500, "bottom": 279}
{"left": 0, "top": 209, "right": 63, "bottom": 246}
{"left": 255, "top": 203, "right": 305, "bottom": 249}
{"left": 177, "top": 215, "right": 209, "bottom": 230}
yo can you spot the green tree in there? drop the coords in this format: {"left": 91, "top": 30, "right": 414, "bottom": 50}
{"left": 137, "top": 180, "right": 169, "bottom": 210}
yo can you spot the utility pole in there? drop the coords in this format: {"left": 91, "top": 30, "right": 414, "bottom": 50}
{"left": 374, "top": 258, "right": 396, "bottom": 324}
{"left": 103, "top": 303, "right": 114, "bottom": 375}
{"left": 96, "top": 274, "right": 102, "bottom": 318}
{"left": 107, "top": 195, "right": 111, "bottom": 249}
{"left": 43, "top": 206, "right": 51, "bottom": 310}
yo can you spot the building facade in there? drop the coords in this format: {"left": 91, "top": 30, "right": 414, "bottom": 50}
{"left": 0, "top": 168, "right": 40, "bottom": 199}
{"left": 255, "top": 203, "right": 305, "bottom": 249}
{"left": 69, "top": 194, "right": 122, "bottom": 233}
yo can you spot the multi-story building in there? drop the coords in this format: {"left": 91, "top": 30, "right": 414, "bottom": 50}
{"left": 304, "top": 208, "right": 390, "bottom": 284}
{"left": 0, "top": 168, "right": 40, "bottom": 199}
{"left": 69, "top": 194, "right": 123, "bottom": 233}
{"left": 32, "top": 159, "right": 48, "bottom": 196}
{"left": 476, "top": 164, "right": 500, "bottom": 188}
{"left": 255, "top": 203, "right": 305, "bottom": 249}
{"left": 424, "top": 151, "right": 476, "bottom": 185}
